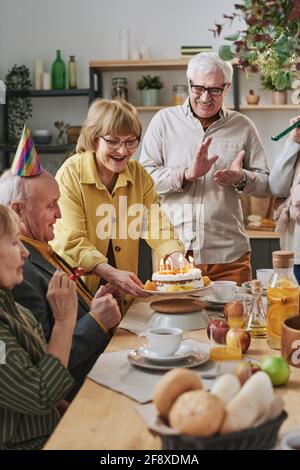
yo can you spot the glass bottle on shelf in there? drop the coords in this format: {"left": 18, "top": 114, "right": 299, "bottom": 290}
{"left": 247, "top": 280, "right": 267, "bottom": 338}
{"left": 172, "top": 85, "right": 188, "bottom": 106}
{"left": 51, "top": 50, "right": 66, "bottom": 90}
{"left": 267, "top": 250, "right": 299, "bottom": 350}
{"left": 68, "top": 55, "right": 77, "bottom": 89}
{"left": 111, "top": 77, "right": 128, "bottom": 101}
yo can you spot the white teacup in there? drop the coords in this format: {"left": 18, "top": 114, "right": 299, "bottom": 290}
{"left": 139, "top": 327, "right": 183, "bottom": 356}
{"left": 212, "top": 281, "right": 237, "bottom": 301}
{"left": 256, "top": 269, "right": 273, "bottom": 288}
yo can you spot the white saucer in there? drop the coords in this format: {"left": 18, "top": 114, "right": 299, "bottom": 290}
{"left": 138, "top": 342, "right": 193, "bottom": 363}
{"left": 204, "top": 294, "right": 242, "bottom": 305}
{"left": 242, "top": 281, "right": 267, "bottom": 295}
{"left": 128, "top": 349, "right": 209, "bottom": 371}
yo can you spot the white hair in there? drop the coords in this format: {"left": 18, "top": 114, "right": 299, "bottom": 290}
{"left": 186, "top": 52, "right": 233, "bottom": 83}
{"left": 0, "top": 170, "right": 26, "bottom": 206}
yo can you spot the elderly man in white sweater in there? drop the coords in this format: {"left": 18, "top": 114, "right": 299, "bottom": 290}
{"left": 140, "top": 52, "right": 270, "bottom": 285}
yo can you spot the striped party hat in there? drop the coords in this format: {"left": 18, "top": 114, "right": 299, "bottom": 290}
{"left": 11, "top": 124, "right": 43, "bottom": 176}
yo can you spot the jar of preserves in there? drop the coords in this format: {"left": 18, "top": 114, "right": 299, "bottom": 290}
{"left": 172, "top": 85, "right": 188, "bottom": 106}
{"left": 112, "top": 77, "right": 128, "bottom": 101}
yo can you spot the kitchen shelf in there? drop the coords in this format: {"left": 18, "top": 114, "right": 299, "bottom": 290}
{"left": 240, "top": 105, "right": 300, "bottom": 110}
{"left": 1, "top": 86, "right": 96, "bottom": 170}
{"left": 89, "top": 59, "right": 189, "bottom": 71}
{"left": 6, "top": 89, "right": 90, "bottom": 98}
{"left": 89, "top": 58, "right": 240, "bottom": 111}
{"left": 0, "top": 142, "right": 75, "bottom": 154}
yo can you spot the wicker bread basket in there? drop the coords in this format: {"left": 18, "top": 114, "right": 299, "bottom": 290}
{"left": 160, "top": 411, "right": 287, "bottom": 450}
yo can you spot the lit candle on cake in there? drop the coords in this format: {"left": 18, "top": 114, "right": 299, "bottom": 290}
{"left": 165, "top": 258, "right": 170, "bottom": 273}
{"left": 159, "top": 258, "right": 164, "bottom": 272}
{"left": 188, "top": 255, "right": 194, "bottom": 271}
{"left": 168, "top": 257, "right": 173, "bottom": 271}
{"left": 179, "top": 254, "right": 184, "bottom": 274}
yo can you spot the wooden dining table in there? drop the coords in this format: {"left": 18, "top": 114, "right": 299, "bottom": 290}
{"left": 44, "top": 295, "right": 300, "bottom": 450}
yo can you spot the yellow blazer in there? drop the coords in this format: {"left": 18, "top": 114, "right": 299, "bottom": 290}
{"left": 51, "top": 151, "right": 184, "bottom": 294}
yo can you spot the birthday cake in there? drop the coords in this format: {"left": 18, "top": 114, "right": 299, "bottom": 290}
{"left": 145, "top": 266, "right": 204, "bottom": 292}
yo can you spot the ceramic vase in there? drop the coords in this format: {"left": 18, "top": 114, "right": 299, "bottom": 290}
{"left": 272, "top": 90, "right": 287, "bottom": 105}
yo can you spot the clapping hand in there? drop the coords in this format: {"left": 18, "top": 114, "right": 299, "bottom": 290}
{"left": 213, "top": 150, "right": 245, "bottom": 187}
{"left": 184, "top": 136, "right": 219, "bottom": 182}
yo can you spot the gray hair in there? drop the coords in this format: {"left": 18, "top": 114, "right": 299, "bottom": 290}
{"left": 0, "top": 170, "right": 26, "bottom": 206}
{"left": 186, "top": 52, "right": 233, "bottom": 83}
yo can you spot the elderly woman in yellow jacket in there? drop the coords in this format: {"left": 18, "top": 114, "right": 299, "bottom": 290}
{"left": 51, "top": 99, "right": 185, "bottom": 302}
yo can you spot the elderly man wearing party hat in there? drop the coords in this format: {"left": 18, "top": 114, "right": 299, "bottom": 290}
{"left": 0, "top": 124, "right": 122, "bottom": 398}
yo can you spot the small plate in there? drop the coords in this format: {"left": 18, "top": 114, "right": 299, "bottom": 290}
{"left": 138, "top": 342, "right": 194, "bottom": 363}
{"left": 143, "top": 282, "right": 214, "bottom": 296}
{"left": 128, "top": 349, "right": 209, "bottom": 371}
{"left": 204, "top": 294, "right": 242, "bottom": 306}
{"left": 242, "top": 281, "right": 267, "bottom": 296}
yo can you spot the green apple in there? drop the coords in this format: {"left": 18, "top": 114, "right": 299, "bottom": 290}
{"left": 260, "top": 356, "right": 290, "bottom": 386}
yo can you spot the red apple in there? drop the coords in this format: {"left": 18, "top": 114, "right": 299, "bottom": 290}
{"left": 249, "top": 360, "right": 261, "bottom": 375}
{"left": 226, "top": 328, "right": 251, "bottom": 354}
{"left": 223, "top": 301, "right": 246, "bottom": 328}
{"left": 207, "top": 319, "right": 230, "bottom": 345}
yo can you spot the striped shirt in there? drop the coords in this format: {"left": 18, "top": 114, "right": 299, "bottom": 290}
{"left": 0, "top": 288, "right": 74, "bottom": 449}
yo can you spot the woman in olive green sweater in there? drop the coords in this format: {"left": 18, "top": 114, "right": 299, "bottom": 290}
{"left": 0, "top": 205, "right": 78, "bottom": 449}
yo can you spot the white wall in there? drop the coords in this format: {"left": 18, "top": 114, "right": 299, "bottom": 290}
{"left": 0, "top": 0, "right": 297, "bottom": 172}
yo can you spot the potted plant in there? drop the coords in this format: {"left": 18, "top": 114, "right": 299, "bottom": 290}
{"left": 259, "top": 48, "right": 293, "bottom": 104}
{"left": 211, "top": 0, "right": 300, "bottom": 105}
{"left": 137, "top": 75, "right": 163, "bottom": 106}
{"left": 5, "top": 65, "right": 33, "bottom": 143}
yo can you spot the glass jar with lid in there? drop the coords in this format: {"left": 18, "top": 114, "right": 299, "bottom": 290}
{"left": 267, "top": 250, "right": 299, "bottom": 350}
{"left": 172, "top": 85, "right": 188, "bottom": 106}
{"left": 111, "top": 77, "right": 128, "bottom": 101}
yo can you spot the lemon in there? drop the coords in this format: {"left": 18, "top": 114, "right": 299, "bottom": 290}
{"left": 260, "top": 355, "right": 290, "bottom": 386}
{"left": 166, "top": 284, "right": 182, "bottom": 292}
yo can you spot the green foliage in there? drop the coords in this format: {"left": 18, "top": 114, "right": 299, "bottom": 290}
{"left": 259, "top": 49, "right": 294, "bottom": 90}
{"left": 137, "top": 75, "right": 164, "bottom": 90}
{"left": 212, "top": 0, "right": 300, "bottom": 91}
{"left": 5, "top": 65, "right": 33, "bottom": 143}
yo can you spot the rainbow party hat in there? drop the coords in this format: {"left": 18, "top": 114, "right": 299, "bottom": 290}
{"left": 11, "top": 124, "right": 43, "bottom": 176}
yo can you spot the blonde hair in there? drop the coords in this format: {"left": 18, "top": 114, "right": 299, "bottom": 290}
{"left": 76, "top": 99, "right": 142, "bottom": 153}
{"left": 0, "top": 204, "right": 19, "bottom": 240}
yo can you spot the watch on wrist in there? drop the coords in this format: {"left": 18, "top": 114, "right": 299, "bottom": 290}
{"left": 233, "top": 171, "right": 247, "bottom": 192}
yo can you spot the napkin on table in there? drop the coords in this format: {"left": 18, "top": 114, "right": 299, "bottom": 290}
{"left": 88, "top": 339, "right": 217, "bottom": 403}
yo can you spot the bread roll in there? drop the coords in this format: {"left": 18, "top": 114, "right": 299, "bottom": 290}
{"left": 169, "top": 390, "right": 225, "bottom": 437}
{"left": 221, "top": 371, "right": 273, "bottom": 434}
{"left": 153, "top": 368, "right": 203, "bottom": 420}
{"left": 210, "top": 374, "right": 241, "bottom": 405}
